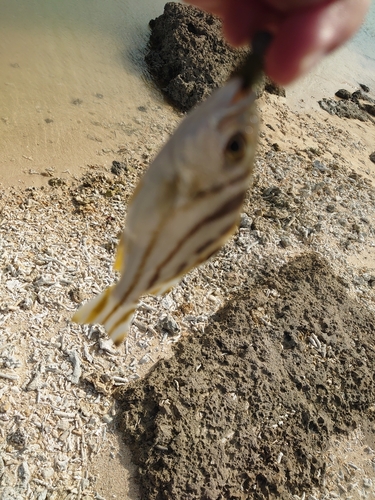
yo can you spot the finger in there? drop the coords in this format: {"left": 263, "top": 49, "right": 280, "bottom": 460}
{"left": 265, "top": 0, "right": 329, "bottom": 11}
{"left": 265, "top": 0, "right": 370, "bottom": 84}
{"left": 186, "top": 0, "right": 281, "bottom": 43}
{"left": 221, "top": 0, "right": 281, "bottom": 45}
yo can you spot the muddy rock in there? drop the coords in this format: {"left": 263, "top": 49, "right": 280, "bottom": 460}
{"left": 145, "top": 3, "right": 285, "bottom": 111}
{"left": 115, "top": 253, "right": 375, "bottom": 500}
{"left": 145, "top": 3, "right": 249, "bottom": 112}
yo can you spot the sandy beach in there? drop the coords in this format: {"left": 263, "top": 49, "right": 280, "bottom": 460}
{"left": 1, "top": 2, "right": 375, "bottom": 499}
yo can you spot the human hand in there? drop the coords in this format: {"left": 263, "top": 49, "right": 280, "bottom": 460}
{"left": 185, "top": 0, "right": 370, "bottom": 84}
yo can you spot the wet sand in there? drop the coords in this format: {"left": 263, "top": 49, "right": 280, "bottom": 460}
{"left": 0, "top": 0, "right": 178, "bottom": 189}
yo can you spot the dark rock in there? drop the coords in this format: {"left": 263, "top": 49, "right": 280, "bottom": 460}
{"left": 279, "top": 237, "right": 290, "bottom": 248}
{"left": 305, "top": 147, "right": 321, "bottom": 159}
{"left": 351, "top": 89, "right": 364, "bottom": 102}
{"left": 69, "top": 287, "right": 85, "bottom": 304}
{"left": 239, "top": 213, "right": 252, "bottom": 229}
{"left": 318, "top": 98, "right": 369, "bottom": 122}
{"left": 370, "top": 152, "right": 375, "bottom": 164}
{"left": 360, "top": 83, "right": 370, "bottom": 93}
{"left": 145, "top": 2, "right": 249, "bottom": 112}
{"left": 312, "top": 160, "right": 327, "bottom": 172}
{"left": 352, "top": 90, "right": 375, "bottom": 105}
{"left": 262, "top": 186, "right": 282, "bottom": 199}
{"left": 335, "top": 88, "right": 351, "bottom": 100}
{"left": 48, "top": 177, "right": 66, "bottom": 187}
{"left": 7, "top": 429, "right": 26, "bottom": 449}
{"left": 264, "top": 77, "right": 286, "bottom": 97}
{"left": 360, "top": 103, "right": 375, "bottom": 117}
{"left": 272, "top": 143, "right": 280, "bottom": 152}
{"left": 158, "top": 314, "right": 180, "bottom": 335}
{"left": 348, "top": 171, "right": 360, "bottom": 181}
{"left": 111, "top": 160, "right": 128, "bottom": 176}
{"left": 318, "top": 98, "right": 337, "bottom": 115}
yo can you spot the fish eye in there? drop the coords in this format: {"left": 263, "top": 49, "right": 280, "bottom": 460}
{"left": 224, "top": 132, "right": 247, "bottom": 163}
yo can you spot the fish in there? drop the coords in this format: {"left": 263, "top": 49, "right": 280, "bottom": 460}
{"left": 73, "top": 33, "right": 272, "bottom": 345}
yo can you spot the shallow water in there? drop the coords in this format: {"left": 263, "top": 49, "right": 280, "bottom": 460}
{"left": 0, "top": 0, "right": 178, "bottom": 187}
{"left": 1, "top": 0, "right": 374, "bottom": 187}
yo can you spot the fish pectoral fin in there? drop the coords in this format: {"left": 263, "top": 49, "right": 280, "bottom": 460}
{"left": 72, "top": 285, "right": 136, "bottom": 346}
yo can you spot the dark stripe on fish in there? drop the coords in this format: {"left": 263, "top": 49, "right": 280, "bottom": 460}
{"left": 104, "top": 176, "right": 250, "bottom": 324}
{"left": 148, "top": 190, "right": 245, "bottom": 288}
{"left": 86, "top": 287, "right": 112, "bottom": 323}
{"left": 194, "top": 170, "right": 250, "bottom": 199}
{"left": 176, "top": 261, "right": 188, "bottom": 276}
{"left": 109, "top": 308, "right": 135, "bottom": 346}
{"left": 100, "top": 223, "right": 164, "bottom": 325}
{"left": 195, "top": 222, "right": 234, "bottom": 255}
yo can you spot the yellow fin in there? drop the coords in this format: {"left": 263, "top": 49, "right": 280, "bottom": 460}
{"left": 113, "top": 235, "right": 126, "bottom": 272}
{"left": 72, "top": 286, "right": 114, "bottom": 325}
{"left": 72, "top": 285, "right": 136, "bottom": 345}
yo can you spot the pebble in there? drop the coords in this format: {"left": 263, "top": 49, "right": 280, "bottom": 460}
{"left": 102, "top": 414, "right": 113, "bottom": 424}
{"left": 363, "top": 478, "right": 372, "bottom": 489}
{"left": 313, "top": 160, "right": 328, "bottom": 172}
{"left": 111, "top": 160, "right": 128, "bottom": 175}
{"left": 158, "top": 314, "right": 180, "bottom": 335}
{"left": 41, "top": 467, "right": 55, "bottom": 480}
{"left": 279, "top": 237, "right": 291, "bottom": 248}
{"left": 240, "top": 213, "right": 252, "bottom": 229}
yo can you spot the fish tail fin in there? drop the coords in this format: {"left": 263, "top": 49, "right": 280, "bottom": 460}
{"left": 72, "top": 285, "right": 137, "bottom": 346}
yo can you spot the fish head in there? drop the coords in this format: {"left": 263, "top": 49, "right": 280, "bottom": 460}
{"left": 174, "top": 76, "right": 259, "bottom": 198}
{"left": 214, "top": 77, "right": 259, "bottom": 178}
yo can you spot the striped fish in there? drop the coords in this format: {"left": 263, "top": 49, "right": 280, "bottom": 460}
{"left": 73, "top": 34, "right": 270, "bottom": 345}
